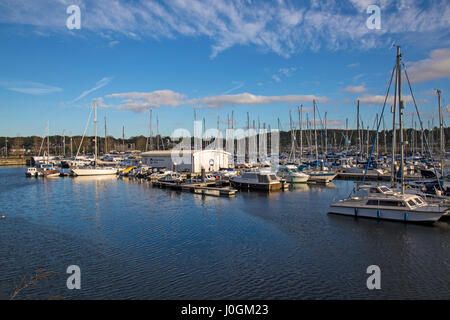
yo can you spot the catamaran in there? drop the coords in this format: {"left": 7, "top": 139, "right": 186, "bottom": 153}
{"left": 70, "top": 100, "right": 118, "bottom": 176}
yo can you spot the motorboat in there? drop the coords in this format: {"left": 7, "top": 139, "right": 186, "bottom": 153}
{"left": 158, "top": 172, "right": 183, "bottom": 183}
{"left": 25, "top": 167, "right": 38, "bottom": 177}
{"left": 37, "top": 163, "right": 60, "bottom": 177}
{"left": 230, "top": 171, "right": 282, "bottom": 191}
{"left": 329, "top": 185, "right": 447, "bottom": 223}
{"left": 277, "top": 165, "right": 309, "bottom": 183}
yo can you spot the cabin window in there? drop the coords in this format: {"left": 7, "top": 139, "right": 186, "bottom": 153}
{"left": 369, "top": 188, "right": 379, "bottom": 193}
{"left": 378, "top": 200, "right": 406, "bottom": 207}
{"left": 366, "top": 200, "right": 378, "bottom": 205}
{"left": 415, "top": 198, "right": 423, "bottom": 204}
{"left": 407, "top": 200, "right": 416, "bottom": 206}
{"left": 258, "top": 175, "right": 270, "bottom": 183}
{"left": 270, "top": 175, "right": 278, "bottom": 181}
{"left": 380, "top": 187, "right": 390, "bottom": 193}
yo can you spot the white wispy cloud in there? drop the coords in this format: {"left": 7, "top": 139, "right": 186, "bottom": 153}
{"left": 0, "top": 80, "right": 62, "bottom": 95}
{"left": 358, "top": 94, "right": 413, "bottom": 105}
{"left": 347, "top": 63, "right": 360, "bottom": 68}
{"left": 1, "top": 0, "right": 448, "bottom": 58}
{"left": 191, "top": 92, "right": 328, "bottom": 109}
{"left": 106, "top": 90, "right": 186, "bottom": 113}
{"left": 71, "top": 77, "right": 113, "bottom": 102}
{"left": 344, "top": 85, "right": 367, "bottom": 93}
{"left": 407, "top": 48, "right": 450, "bottom": 83}
{"left": 103, "top": 90, "right": 328, "bottom": 112}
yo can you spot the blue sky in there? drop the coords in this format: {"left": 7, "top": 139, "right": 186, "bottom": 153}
{"left": 0, "top": 0, "right": 449, "bottom": 138}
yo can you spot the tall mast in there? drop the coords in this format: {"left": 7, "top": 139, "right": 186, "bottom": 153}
{"left": 397, "top": 46, "right": 405, "bottom": 194}
{"left": 345, "top": 118, "right": 349, "bottom": 153}
{"left": 122, "top": 126, "right": 125, "bottom": 153}
{"left": 156, "top": 115, "right": 160, "bottom": 150}
{"left": 149, "top": 109, "right": 153, "bottom": 151}
{"left": 383, "top": 115, "right": 386, "bottom": 155}
{"left": 104, "top": 116, "right": 108, "bottom": 154}
{"left": 391, "top": 47, "right": 399, "bottom": 187}
{"left": 437, "top": 89, "right": 444, "bottom": 176}
{"left": 313, "top": 100, "right": 318, "bottom": 166}
{"left": 376, "top": 113, "right": 379, "bottom": 156}
{"left": 324, "top": 111, "right": 328, "bottom": 155}
{"left": 299, "top": 105, "right": 303, "bottom": 162}
{"left": 70, "top": 132, "right": 73, "bottom": 158}
{"left": 63, "top": 130, "right": 65, "bottom": 157}
{"left": 46, "top": 121, "right": 49, "bottom": 162}
{"left": 357, "top": 100, "right": 361, "bottom": 158}
{"left": 290, "top": 110, "right": 295, "bottom": 161}
{"left": 94, "top": 99, "right": 97, "bottom": 164}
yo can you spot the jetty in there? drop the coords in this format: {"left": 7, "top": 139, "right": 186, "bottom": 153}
{"left": 151, "top": 181, "right": 237, "bottom": 197}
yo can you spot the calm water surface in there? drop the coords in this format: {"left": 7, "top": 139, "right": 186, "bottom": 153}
{"left": 0, "top": 167, "right": 449, "bottom": 299}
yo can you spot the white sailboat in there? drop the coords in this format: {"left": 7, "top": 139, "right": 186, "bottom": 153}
{"left": 304, "top": 100, "right": 337, "bottom": 184}
{"left": 71, "top": 100, "right": 118, "bottom": 177}
{"left": 329, "top": 46, "right": 448, "bottom": 223}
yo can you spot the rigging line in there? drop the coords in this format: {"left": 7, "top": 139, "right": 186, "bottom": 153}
{"left": 75, "top": 103, "right": 94, "bottom": 159}
{"left": 349, "top": 64, "right": 396, "bottom": 198}
{"left": 402, "top": 62, "right": 444, "bottom": 191}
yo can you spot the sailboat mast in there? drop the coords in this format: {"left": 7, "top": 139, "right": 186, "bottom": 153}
{"left": 345, "top": 118, "right": 349, "bottom": 153}
{"left": 397, "top": 46, "right": 405, "bottom": 194}
{"left": 299, "top": 105, "right": 303, "bottom": 162}
{"left": 150, "top": 109, "right": 153, "bottom": 151}
{"left": 104, "top": 116, "right": 108, "bottom": 154}
{"left": 437, "top": 89, "right": 444, "bottom": 176}
{"left": 324, "top": 111, "right": 328, "bottom": 155}
{"left": 94, "top": 99, "right": 97, "bottom": 164}
{"left": 313, "top": 100, "right": 318, "bottom": 166}
{"left": 46, "top": 121, "right": 49, "bottom": 162}
{"left": 391, "top": 48, "right": 399, "bottom": 187}
{"left": 357, "top": 100, "right": 361, "bottom": 158}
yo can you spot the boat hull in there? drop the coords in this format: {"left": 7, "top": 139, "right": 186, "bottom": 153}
{"left": 307, "top": 173, "right": 337, "bottom": 184}
{"left": 71, "top": 168, "right": 117, "bottom": 176}
{"left": 230, "top": 181, "right": 282, "bottom": 191}
{"left": 284, "top": 174, "right": 309, "bottom": 184}
{"left": 328, "top": 204, "right": 445, "bottom": 223}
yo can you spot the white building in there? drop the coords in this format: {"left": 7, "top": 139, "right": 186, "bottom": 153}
{"left": 141, "top": 149, "right": 232, "bottom": 173}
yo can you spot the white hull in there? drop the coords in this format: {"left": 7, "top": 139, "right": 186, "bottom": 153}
{"left": 329, "top": 205, "right": 444, "bottom": 222}
{"left": 307, "top": 172, "right": 337, "bottom": 183}
{"left": 71, "top": 167, "right": 117, "bottom": 176}
{"left": 284, "top": 174, "right": 309, "bottom": 184}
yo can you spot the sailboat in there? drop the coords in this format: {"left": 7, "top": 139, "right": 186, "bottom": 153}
{"left": 71, "top": 100, "right": 118, "bottom": 176}
{"left": 329, "top": 46, "right": 448, "bottom": 223}
{"left": 303, "top": 100, "right": 337, "bottom": 183}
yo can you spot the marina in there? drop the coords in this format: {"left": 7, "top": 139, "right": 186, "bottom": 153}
{"left": 1, "top": 0, "right": 449, "bottom": 303}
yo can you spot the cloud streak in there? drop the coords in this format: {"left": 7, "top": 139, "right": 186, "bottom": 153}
{"left": 191, "top": 92, "right": 328, "bottom": 109}
{"left": 0, "top": 80, "right": 62, "bottom": 95}
{"left": 71, "top": 77, "right": 113, "bottom": 102}
{"left": 104, "top": 90, "right": 328, "bottom": 112}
